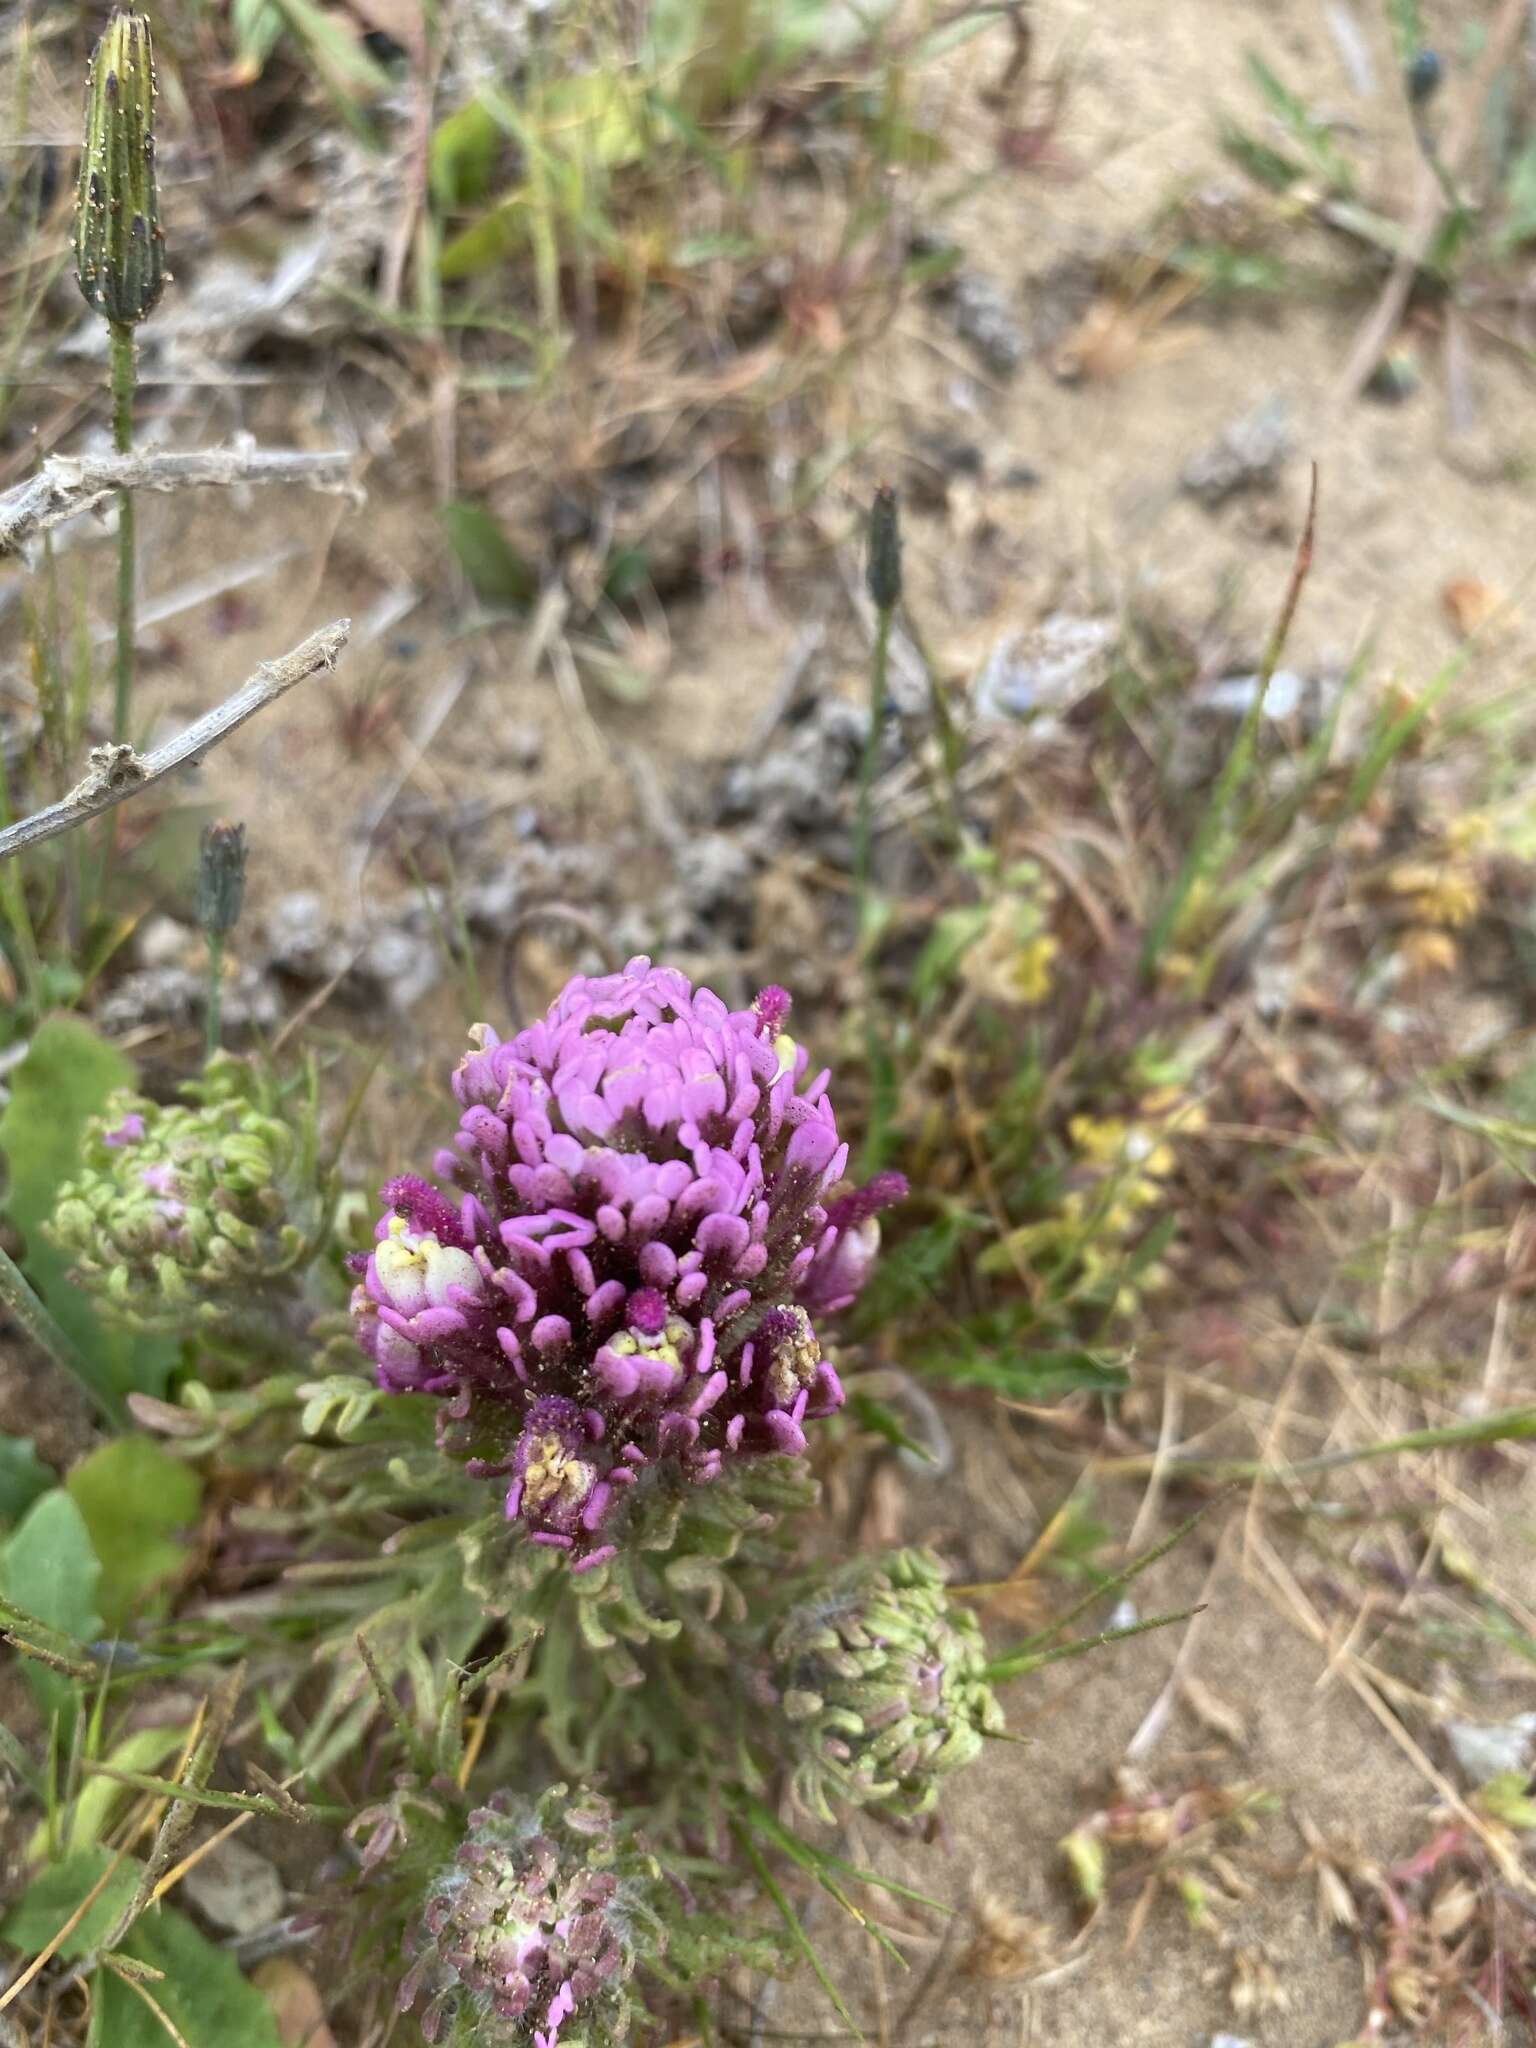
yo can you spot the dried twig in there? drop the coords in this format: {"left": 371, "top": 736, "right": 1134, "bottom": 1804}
{"left": 0, "top": 619, "right": 351, "bottom": 863}
{"left": 0, "top": 443, "right": 361, "bottom": 556}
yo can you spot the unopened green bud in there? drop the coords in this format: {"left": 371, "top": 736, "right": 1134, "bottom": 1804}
{"left": 765, "top": 1547, "right": 1002, "bottom": 1825}
{"left": 75, "top": 11, "right": 166, "bottom": 327}
{"left": 866, "top": 483, "right": 902, "bottom": 613}
{"left": 197, "top": 820, "right": 247, "bottom": 940}
{"left": 47, "top": 1056, "right": 321, "bottom": 1334}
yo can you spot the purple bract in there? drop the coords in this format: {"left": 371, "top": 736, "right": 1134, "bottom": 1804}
{"left": 350, "top": 958, "right": 903, "bottom": 1565}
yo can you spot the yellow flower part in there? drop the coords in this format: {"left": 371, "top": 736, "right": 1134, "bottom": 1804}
{"left": 1066, "top": 1115, "right": 1129, "bottom": 1167}
{"left": 961, "top": 878, "right": 1059, "bottom": 1009}
{"left": 1446, "top": 812, "right": 1494, "bottom": 855}
{"left": 1013, "top": 933, "right": 1060, "bottom": 1005}
{"left": 519, "top": 1434, "right": 597, "bottom": 1513}
{"left": 1399, "top": 927, "right": 1458, "bottom": 978}
{"left": 1385, "top": 860, "right": 1480, "bottom": 928}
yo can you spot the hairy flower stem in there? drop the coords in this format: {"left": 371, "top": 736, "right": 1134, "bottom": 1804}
{"left": 0, "top": 1241, "right": 121, "bottom": 1425}
{"left": 855, "top": 601, "right": 891, "bottom": 947}
{"left": 109, "top": 321, "right": 136, "bottom": 741}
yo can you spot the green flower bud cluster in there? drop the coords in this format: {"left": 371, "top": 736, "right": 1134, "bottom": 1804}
{"left": 49, "top": 1056, "right": 323, "bottom": 1334}
{"left": 765, "top": 1547, "right": 1002, "bottom": 1825}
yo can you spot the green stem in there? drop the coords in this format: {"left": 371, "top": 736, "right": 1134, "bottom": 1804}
{"left": 108, "top": 321, "right": 136, "bottom": 742}
{"left": 910, "top": 612, "right": 965, "bottom": 852}
{"left": 204, "top": 931, "right": 225, "bottom": 1058}
{"left": 0, "top": 1241, "right": 123, "bottom": 1426}
{"left": 1138, "top": 467, "right": 1317, "bottom": 986}
{"left": 854, "top": 604, "right": 898, "bottom": 1175}
{"left": 855, "top": 602, "right": 892, "bottom": 939}
{"left": 0, "top": 758, "right": 44, "bottom": 1016}
{"left": 1102, "top": 1404, "right": 1536, "bottom": 1483}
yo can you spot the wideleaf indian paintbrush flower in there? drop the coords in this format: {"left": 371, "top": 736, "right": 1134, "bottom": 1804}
{"left": 351, "top": 959, "right": 904, "bottom": 1567}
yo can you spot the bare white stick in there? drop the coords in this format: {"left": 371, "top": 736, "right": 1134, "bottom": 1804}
{"left": 0, "top": 620, "right": 351, "bottom": 863}
{"left": 0, "top": 445, "right": 362, "bottom": 557}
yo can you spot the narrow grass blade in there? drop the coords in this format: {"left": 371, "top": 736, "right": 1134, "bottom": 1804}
{"left": 733, "top": 1820, "right": 864, "bottom": 2039}
{"left": 1139, "top": 467, "right": 1317, "bottom": 982}
{"left": 984, "top": 1603, "right": 1206, "bottom": 1685}
{"left": 990, "top": 1491, "right": 1229, "bottom": 1661}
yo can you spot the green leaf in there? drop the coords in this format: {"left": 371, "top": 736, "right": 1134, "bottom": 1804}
{"left": 441, "top": 502, "right": 538, "bottom": 609}
{"left": 1219, "top": 115, "right": 1305, "bottom": 193}
{"left": 66, "top": 1439, "right": 202, "bottom": 1632}
{"left": 0, "top": 1433, "right": 52, "bottom": 1523}
{"left": 1384, "top": 0, "right": 1424, "bottom": 65}
{"left": 270, "top": 0, "right": 394, "bottom": 98}
{"left": 536, "top": 71, "right": 649, "bottom": 170}
{"left": 438, "top": 195, "right": 530, "bottom": 279}
{"left": 732, "top": 1820, "right": 862, "bottom": 2039}
{"left": 2, "top": 1489, "right": 102, "bottom": 1645}
{"left": 29, "top": 1725, "right": 191, "bottom": 1862}
{"left": 1499, "top": 137, "right": 1536, "bottom": 253}
{"left": 1244, "top": 53, "right": 1354, "bottom": 195}
{"left": 600, "top": 543, "right": 651, "bottom": 605}
{"left": 915, "top": 1338, "right": 1129, "bottom": 1400}
{"left": 1, "top": 1846, "right": 142, "bottom": 1959}
{"left": 853, "top": 1208, "right": 986, "bottom": 1328}
{"left": 430, "top": 97, "right": 501, "bottom": 209}
{"left": 846, "top": 1391, "right": 937, "bottom": 1464}
{"left": 912, "top": 902, "right": 991, "bottom": 1007}
{"left": 79, "top": 1769, "right": 322, "bottom": 1821}
{"left": 231, "top": 0, "right": 285, "bottom": 77}
{"left": 1, "top": 1488, "right": 102, "bottom": 1722}
{"left": 99, "top": 1904, "right": 284, "bottom": 2048}
{"left": 1475, "top": 1770, "right": 1536, "bottom": 1831}
{"left": 0, "top": 1017, "right": 176, "bottom": 1406}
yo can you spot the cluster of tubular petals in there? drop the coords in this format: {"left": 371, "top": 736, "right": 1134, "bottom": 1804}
{"left": 350, "top": 958, "right": 904, "bottom": 1569}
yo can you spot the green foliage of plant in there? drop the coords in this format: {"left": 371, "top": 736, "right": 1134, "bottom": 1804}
{"left": 3, "top": 1848, "right": 283, "bottom": 2048}
{"left": 30, "top": 1723, "right": 190, "bottom": 1861}
{"left": 0, "top": 1488, "right": 102, "bottom": 1724}
{"left": 2, "top": 1848, "right": 141, "bottom": 1959}
{"left": 1191, "top": 30, "right": 1536, "bottom": 313}
{"left": 2, "top": 1490, "right": 102, "bottom": 1649}
{"left": 100, "top": 1899, "right": 285, "bottom": 2048}
{"left": 65, "top": 1439, "right": 202, "bottom": 1631}
{"left": 0, "top": 1434, "right": 51, "bottom": 1523}
{"left": 441, "top": 502, "right": 538, "bottom": 610}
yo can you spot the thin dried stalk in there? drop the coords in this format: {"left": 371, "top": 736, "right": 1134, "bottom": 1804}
{"left": 0, "top": 620, "right": 351, "bottom": 862}
{"left": 0, "top": 445, "right": 361, "bottom": 557}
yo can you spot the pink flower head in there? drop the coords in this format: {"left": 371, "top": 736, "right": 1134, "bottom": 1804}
{"left": 351, "top": 959, "right": 900, "bottom": 1560}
